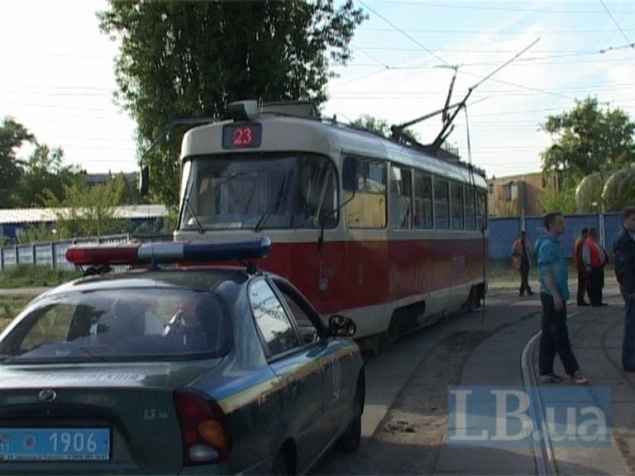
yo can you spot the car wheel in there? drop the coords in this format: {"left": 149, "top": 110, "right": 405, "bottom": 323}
{"left": 271, "top": 451, "right": 290, "bottom": 476}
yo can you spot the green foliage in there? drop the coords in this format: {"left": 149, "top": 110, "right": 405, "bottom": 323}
{"left": 540, "top": 97, "right": 635, "bottom": 180}
{"left": 575, "top": 171, "right": 607, "bottom": 213}
{"left": 350, "top": 115, "right": 419, "bottom": 142}
{"left": 0, "top": 117, "right": 91, "bottom": 208}
{"left": 493, "top": 200, "right": 516, "bottom": 218}
{"left": 42, "top": 177, "right": 129, "bottom": 238}
{"left": 16, "top": 223, "right": 58, "bottom": 244}
{"left": 0, "top": 264, "right": 81, "bottom": 288}
{"left": 161, "top": 206, "right": 179, "bottom": 234}
{"left": 98, "top": 0, "right": 366, "bottom": 205}
{"left": 15, "top": 144, "right": 85, "bottom": 207}
{"left": 602, "top": 167, "right": 635, "bottom": 212}
{"left": 0, "top": 117, "right": 35, "bottom": 207}
{"left": 539, "top": 183, "right": 576, "bottom": 214}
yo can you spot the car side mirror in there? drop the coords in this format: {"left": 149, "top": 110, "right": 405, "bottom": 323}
{"left": 328, "top": 314, "right": 357, "bottom": 337}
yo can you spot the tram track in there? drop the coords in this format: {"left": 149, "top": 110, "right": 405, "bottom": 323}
{"left": 522, "top": 331, "right": 557, "bottom": 476}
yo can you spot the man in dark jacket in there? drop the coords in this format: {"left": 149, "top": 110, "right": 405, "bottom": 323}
{"left": 613, "top": 206, "right": 635, "bottom": 371}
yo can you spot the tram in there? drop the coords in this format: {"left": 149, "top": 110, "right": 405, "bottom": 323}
{"left": 172, "top": 100, "right": 489, "bottom": 353}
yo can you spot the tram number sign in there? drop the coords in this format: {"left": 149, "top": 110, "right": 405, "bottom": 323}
{"left": 222, "top": 124, "right": 262, "bottom": 149}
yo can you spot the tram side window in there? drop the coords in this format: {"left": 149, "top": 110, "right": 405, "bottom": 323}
{"left": 345, "top": 158, "right": 387, "bottom": 229}
{"left": 389, "top": 165, "right": 413, "bottom": 229}
{"left": 414, "top": 171, "right": 433, "bottom": 229}
{"left": 433, "top": 178, "right": 449, "bottom": 229}
{"left": 465, "top": 188, "right": 477, "bottom": 230}
{"left": 450, "top": 182, "right": 464, "bottom": 230}
{"left": 476, "top": 191, "right": 488, "bottom": 231}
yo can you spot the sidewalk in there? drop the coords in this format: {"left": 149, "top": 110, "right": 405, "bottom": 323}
{"left": 438, "top": 278, "right": 633, "bottom": 475}
{"left": 547, "top": 279, "right": 633, "bottom": 475}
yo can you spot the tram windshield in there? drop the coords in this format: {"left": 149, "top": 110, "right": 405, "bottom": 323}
{"left": 179, "top": 154, "right": 338, "bottom": 231}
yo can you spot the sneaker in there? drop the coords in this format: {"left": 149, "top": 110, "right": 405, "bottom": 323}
{"left": 570, "top": 372, "right": 588, "bottom": 385}
{"left": 539, "top": 373, "right": 564, "bottom": 383}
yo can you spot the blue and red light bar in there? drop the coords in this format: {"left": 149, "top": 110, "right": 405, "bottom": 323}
{"left": 66, "top": 237, "right": 272, "bottom": 266}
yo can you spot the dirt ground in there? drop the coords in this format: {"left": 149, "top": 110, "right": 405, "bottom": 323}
{"left": 315, "top": 330, "right": 491, "bottom": 475}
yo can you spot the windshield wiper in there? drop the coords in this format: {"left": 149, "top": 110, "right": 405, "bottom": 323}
{"left": 255, "top": 176, "right": 288, "bottom": 232}
{"left": 183, "top": 195, "right": 204, "bottom": 233}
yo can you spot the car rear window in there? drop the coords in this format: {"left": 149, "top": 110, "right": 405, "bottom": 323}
{"left": 0, "top": 288, "right": 232, "bottom": 363}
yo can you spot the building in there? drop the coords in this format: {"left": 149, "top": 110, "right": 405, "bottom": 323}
{"left": 0, "top": 205, "right": 167, "bottom": 242}
{"left": 487, "top": 171, "right": 561, "bottom": 217}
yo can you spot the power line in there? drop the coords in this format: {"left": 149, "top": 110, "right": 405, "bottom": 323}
{"left": 358, "top": 0, "right": 449, "bottom": 66}
{"left": 599, "top": 0, "right": 634, "bottom": 49}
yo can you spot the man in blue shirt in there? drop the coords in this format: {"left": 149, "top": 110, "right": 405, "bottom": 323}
{"left": 534, "top": 212, "right": 588, "bottom": 385}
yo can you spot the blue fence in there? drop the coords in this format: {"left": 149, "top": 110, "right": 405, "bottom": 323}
{"left": 0, "top": 234, "right": 131, "bottom": 272}
{"left": 0, "top": 213, "right": 623, "bottom": 271}
{"left": 491, "top": 213, "right": 621, "bottom": 260}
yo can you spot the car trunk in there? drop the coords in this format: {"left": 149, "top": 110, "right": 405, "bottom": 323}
{"left": 0, "top": 361, "right": 219, "bottom": 474}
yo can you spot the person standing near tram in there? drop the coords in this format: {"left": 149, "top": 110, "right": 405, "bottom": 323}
{"left": 573, "top": 228, "right": 590, "bottom": 306}
{"left": 511, "top": 230, "right": 534, "bottom": 296}
{"left": 613, "top": 206, "right": 635, "bottom": 372}
{"left": 535, "top": 212, "right": 588, "bottom": 385}
{"left": 582, "top": 227, "right": 609, "bottom": 307}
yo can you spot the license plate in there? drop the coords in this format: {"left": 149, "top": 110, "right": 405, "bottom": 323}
{"left": 0, "top": 428, "right": 110, "bottom": 461}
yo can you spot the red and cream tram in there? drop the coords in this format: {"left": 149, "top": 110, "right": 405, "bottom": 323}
{"left": 173, "top": 100, "right": 488, "bottom": 352}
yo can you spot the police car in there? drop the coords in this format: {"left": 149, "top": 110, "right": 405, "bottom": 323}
{"left": 0, "top": 237, "right": 364, "bottom": 475}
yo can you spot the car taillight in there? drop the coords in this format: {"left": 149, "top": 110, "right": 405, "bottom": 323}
{"left": 174, "top": 389, "right": 232, "bottom": 466}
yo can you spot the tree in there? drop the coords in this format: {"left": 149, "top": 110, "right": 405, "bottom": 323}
{"left": 15, "top": 145, "right": 85, "bottom": 207}
{"left": 540, "top": 97, "right": 635, "bottom": 179}
{"left": 602, "top": 167, "right": 635, "bottom": 213}
{"left": 0, "top": 117, "right": 34, "bottom": 207}
{"left": 350, "top": 115, "right": 419, "bottom": 143}
{"left": 43, "top": 179, "right": 129, "bottom": 238}
{"left": 98, "top": 0, "right": 366, "bottom": 205}
{"left": 539, "top": 183, "right": 576, "bottom": 215}
{"left": 575, "top": 171, "right": 607, "bottom": 213}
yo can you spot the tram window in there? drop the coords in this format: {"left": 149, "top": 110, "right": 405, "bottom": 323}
{"left": 297, "top": 156, "right": 337, "bottom": 228}
{"left": 465, "top": 188, "right": 477, "bottom": 230}
{"left": 414, "top": 171, "right": 433, "bottom": 229}
{"left": 465, "top": 187, "right": 476, "bottom": 230}
{"left": 451, "top": 182, "right": 464, "bottom": 230}
{"left": 434, "top": 178, "right": 449, "bottom": 229}
{"left": 476, "top": 191, "right": 488, "bottom": 231}
{"left": 390, "top": 165, "right": 413, "bottom": 229}
{"left": 345, "top": 158, "right": 387, "bottom": 229}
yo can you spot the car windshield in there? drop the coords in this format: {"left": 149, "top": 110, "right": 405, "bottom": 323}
{"left": 0, "top": 288, "right": 233, "bottom": 363}
{"left": 178, "top": 154, "right": 338, "bottom": 231}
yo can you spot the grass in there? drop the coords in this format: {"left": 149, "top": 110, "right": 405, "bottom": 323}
{"left": 0, "top": 264, "right": 82, "bottom": 288}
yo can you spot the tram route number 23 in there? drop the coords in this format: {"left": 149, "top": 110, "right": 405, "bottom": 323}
{"left": 222, "top": 124, "right": 262, "bottom": 149}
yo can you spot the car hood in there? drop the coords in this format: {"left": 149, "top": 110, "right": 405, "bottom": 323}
{"left": 0, "top": 358, "right": 223, "bottom": 391}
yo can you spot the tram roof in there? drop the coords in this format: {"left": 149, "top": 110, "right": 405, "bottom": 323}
{"left": 181, "top": 113, "right": 487, "bottom": 188}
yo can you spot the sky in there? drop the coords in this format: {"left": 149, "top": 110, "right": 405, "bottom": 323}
{"left": 1, "top": 0, "right": 635, "bottom": 180}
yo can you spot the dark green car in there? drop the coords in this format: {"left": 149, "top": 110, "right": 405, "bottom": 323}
{"left": 0, "top": 239, "right": 365, "bottom": 475}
